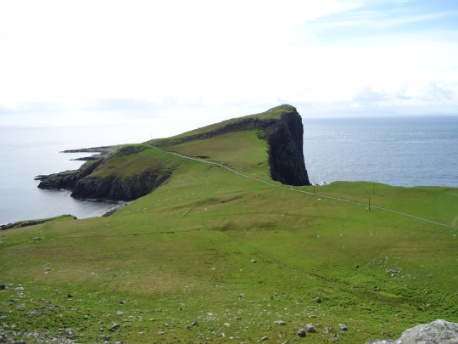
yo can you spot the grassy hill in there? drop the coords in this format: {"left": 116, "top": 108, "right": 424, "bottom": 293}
{"left": 0, "top": 105, "right": 457, "bottom": 343}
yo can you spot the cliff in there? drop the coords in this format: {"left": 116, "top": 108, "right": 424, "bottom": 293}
{"left": 265, "top": 109, "right": 310, "bottom": 186}
{"left": 36, "top": 105, "right": 310, "bottom": 201}
{"left": 36, "top": 144, "right": 177, "bottom": 201}
{"left": 151, "top": 104, "right": 310, "bottom": 186}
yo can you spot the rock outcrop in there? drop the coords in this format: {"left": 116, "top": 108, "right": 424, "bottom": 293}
{"left": 71, "top": 168, "right": 173, "bottom": 200}
{"left": 36, "top": 145, "right": 175, "bottom": 201}
{"left": 154, "top": 105, "right": 310, "bottom": 186}
{"left": 265, "top": 110, "right": 309, "bottom": 186}
{"left": 1, "top": 215, "right": 77, "bottom": 230}
{"left": 368, "top": 319, "right": 458, "bottom": 344}
{"left": 35, "top": 158, "right": 104, "bottom": 190}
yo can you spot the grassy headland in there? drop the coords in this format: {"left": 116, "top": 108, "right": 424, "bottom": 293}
{"left": 0, "top": 105, "right": 457, "bottom": 343}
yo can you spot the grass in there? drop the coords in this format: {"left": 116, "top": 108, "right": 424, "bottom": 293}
{"left": 166, "top": 130, "right": 270, "bottom": 177}
{"left": 89, "top": 144, "right": 179, "bottom": 179}
{"left": 148, "top": 104, "right": 295, "bottom": 147}
{"left": 1, "top": 107, "right": 457, "bottom": 343}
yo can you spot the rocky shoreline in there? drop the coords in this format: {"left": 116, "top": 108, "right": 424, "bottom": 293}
{"left": 0, "top": 216, "right": 77, "bottom": 231}
{"left": 0, "top": 203, "right": 126, "bottom": 230}
{"left": 34, "top": 147, "right": 111, "bottom": 194}
{"left": 60, "top": 146, "right": 112, "bottom": 154}
{"left": 34, "top": 143, "right": 175, "bottom": 202}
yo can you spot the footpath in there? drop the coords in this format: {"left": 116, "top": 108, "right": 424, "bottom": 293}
{"left": 149, "top": 145, "right": 458, "bottom": 230}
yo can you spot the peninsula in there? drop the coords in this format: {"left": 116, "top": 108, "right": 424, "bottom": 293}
{"left": 35, "top": 104, "right": 310, "bottom": 201}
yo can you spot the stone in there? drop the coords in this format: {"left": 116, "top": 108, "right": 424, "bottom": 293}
{"left": 109, "top": 322, "right": 120, "bottom": 331}
{"left": 324, "top": 325, "right": 334, "bottom": 334}
{"left": 305, "top": 324, "right": 316, "bottom": 333}
{"left": 297, "top": 329, "right": 306, "bottom": 337}
{"left": 0, "top": 284, "right": 5, "bottom": 290}
{"left": 368, "top": 319, "right": 458, "bottom": 344}
{"left": 339, "top": 323, "right": 348, "bottom": 331}
{"left": 28, "top": 310, "right": 39, "bottom": 317}
{"left": 187, "top": 321, "right": 199, "bottom": 329}
{"left": 274, "top": 320, "right": 286, "bottom": 325}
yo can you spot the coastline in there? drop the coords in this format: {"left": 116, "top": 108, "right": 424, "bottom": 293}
{"left": 1, "top": 117, "right": 457, "bottom": 225}
{"left": 0, "top": 203, "right": 127, "bottom": 230}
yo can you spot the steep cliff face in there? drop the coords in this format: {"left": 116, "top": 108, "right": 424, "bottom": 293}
{"left": 71, "top": 168, "right": 173, "bottom": 200}
{"left": 266, "top": 110, "right": 310, "bottom": 186}
{"left": 35, "top": 158, "right": 105, "bottom": 190}
{"left": 36, "top": 105, "right": 310, "bottom": 201}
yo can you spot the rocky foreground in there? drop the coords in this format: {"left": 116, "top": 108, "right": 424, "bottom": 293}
{"left": 1, "top": 282, "right": 457, "bottom": 343}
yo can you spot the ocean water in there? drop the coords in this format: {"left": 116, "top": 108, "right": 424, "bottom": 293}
{"left": 1, "top": 116, "right": 457, "bottom": 225}
{"left": 0, "top": 124, "right": 153, "bottom": 225}
{"left": 303, "top": 116, "right": 458, "bottom": 187}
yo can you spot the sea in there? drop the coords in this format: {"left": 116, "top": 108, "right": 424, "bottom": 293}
{"left": 1, "top": 116, "right": 457, "bottom": 225}
{"left": 303, "top": 116, "right": 458, "bottom": 187}
{"left": 0, "top": 123, "right": 154, "bottom": 225}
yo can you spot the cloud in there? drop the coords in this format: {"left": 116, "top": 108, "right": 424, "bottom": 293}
{"left": 353, "top": 87, "right": 388, "bottom": 104}
{"left": 396, "top": 87, "right": 412, "bottom": 100}
{"left": 1, "top": 0, "right": 458, "bottom": 125}
{"left": 422, "top": 81, "right": 454, "bottom": 102}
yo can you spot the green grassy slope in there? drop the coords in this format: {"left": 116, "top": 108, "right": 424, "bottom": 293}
{"left": 0, "top": 108, "right": 457, "bottom": 343}
{"left": 148, "top": 104, "right": 294, "bottom": 147}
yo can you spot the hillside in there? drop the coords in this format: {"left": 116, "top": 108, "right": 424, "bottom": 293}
{"left": 35, "top": 104, "right": 310, "bottom": 201}
{"left": 1, "top": 105, "right": 457, "bottom": 343}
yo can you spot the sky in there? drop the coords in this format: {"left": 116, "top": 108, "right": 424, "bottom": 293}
{"left": 0, "top": 0, "right": 457, "bottom": 136}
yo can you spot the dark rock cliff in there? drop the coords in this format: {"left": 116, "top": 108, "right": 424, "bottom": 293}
{"left": 35, "top": 105, "right": 310, "bottom": 201}
{"left": 36, "top": 145, "right": 174, "bottom": 201}
{"left": 265, "top": 110, "right": 310, "bottom": 186}
{"left": 35, "top": 158, "right": 105, "bottom": 190}
{"left": 71, "top": 168, "right": 173, "bottom": 200}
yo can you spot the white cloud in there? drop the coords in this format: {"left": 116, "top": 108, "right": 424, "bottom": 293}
{"left": 0, "top": 0, "right": 457, "bottom": 126}
{"left": 422, "top": 81, "right": 454, "bottom": 102}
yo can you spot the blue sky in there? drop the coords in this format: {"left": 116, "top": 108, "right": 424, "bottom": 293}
{"left": 0, "top": 0, "right": 457, "bottom": 135}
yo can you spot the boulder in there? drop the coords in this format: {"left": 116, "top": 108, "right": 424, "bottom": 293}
{"left": 368, "top": 319, "right": 458, "bottom": 344}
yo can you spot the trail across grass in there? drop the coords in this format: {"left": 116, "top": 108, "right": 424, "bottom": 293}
{"left": 150, "top": 144, "right": 458, "bottom": 230}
